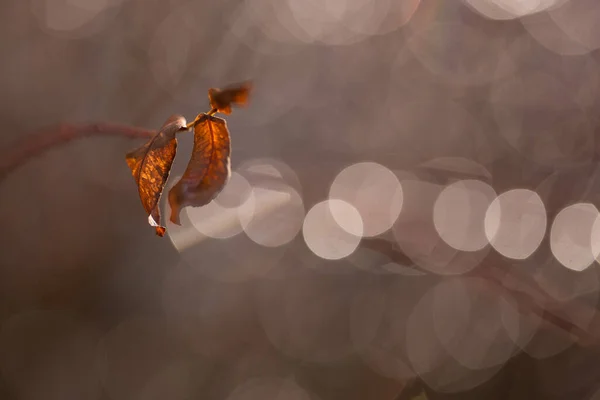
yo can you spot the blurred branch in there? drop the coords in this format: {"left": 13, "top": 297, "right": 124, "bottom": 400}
{"left": 0, "top": 122, "right": 155, "bottom": 181}
{"left": 4, "top": 121, "right": 599, "bottom": 347}
{"left": 360, "top": 237, "right": 600, "bottom": 347}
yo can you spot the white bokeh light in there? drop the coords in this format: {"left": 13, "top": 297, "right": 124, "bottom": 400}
{"left": 329, "top": 162, "right": 403, "bottom": 237}
{"left": 186, "top": 194, "right": 254, "bottom": 240}
{"left": 431, "top": 278, "right": 519, "bottom": 370}
{"left": 392, "top": 179, "right": 491, "bottom": 275}
{"left": 164, "top": 173, "right": 256, "bottom": 243}
{"left": 226, "top": 377, "right": 312, "bottom": 400}
{"left": 485, "top": 189, "right": 547, "bottom": 260}
{"left": 549, "top": 0, "right": 600, "bottom": 54}
{"left": 433, "top": 180, "right": 497, "bottom": 252}
{"left": 214, "top": 171, "right": 253, "bottom": 209}
{"left": 303, "top": 199, "right": 363, "bottom": 260}
{"left": 405, "top": 279, "right": 506, "bottom": 393}
{"left": 29, "top": 0, "right": 121, "bottom": 37}
{"left": 550, "top": 203, "right": 600, "bottom": 272}
{"left": 521, "top": 10, "right": 592, "bottom": 56}
{"left": 239, "top": 185, "right": 304, "bottom": 247}
{"left": 463, "top": 0, "right": 566, "bottom": 20}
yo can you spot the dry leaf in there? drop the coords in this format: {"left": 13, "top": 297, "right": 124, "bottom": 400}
{"left": 168, "top": 114, "right": 231, "bottom": 225}
{"left": 125, "top": 115, "right": 186, "bottom": 236}
{"left": 208, "top": 81, "right": 252, "bottom": 115}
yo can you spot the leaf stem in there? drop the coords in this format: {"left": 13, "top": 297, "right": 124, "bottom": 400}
{"left": 184, "top": 108, "right": 218, "bottom": 130}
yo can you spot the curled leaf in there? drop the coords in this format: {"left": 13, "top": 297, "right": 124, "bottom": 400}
{"left": 208, "top": 81, "right": 252, "bottom": 115}
{"left": 125, "top": 115, "right": 186, "bottom": 236}
{"left": 168, "top": 114, "right": 231, "bottom": 225}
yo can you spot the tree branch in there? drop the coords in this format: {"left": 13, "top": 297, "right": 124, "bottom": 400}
{"left": 0, "top": 122, "right": 155, "bottom": 181}
{"left": 360, "top": 237, "right": 600, "bottom": 347}
{"left": 3, "top": 121, "right": 598, "bottom": 349}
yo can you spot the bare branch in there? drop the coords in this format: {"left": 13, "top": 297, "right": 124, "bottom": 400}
{"left": 360, "top": 237, "right": 600, "bottom": 347}
{"left": 3, "top": 120, "right": 598, "bottom": 349}
{"left": 0, "top": 122, "right": 155, "bottom": 181}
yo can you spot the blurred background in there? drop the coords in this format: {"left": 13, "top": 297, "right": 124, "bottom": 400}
{"left": 2, "top": 0, "right": 600, "bottom": 399}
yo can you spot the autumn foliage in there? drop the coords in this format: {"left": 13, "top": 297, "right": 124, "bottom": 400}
{"left": 125, "top": 82, "right": 252, "bottom": 236}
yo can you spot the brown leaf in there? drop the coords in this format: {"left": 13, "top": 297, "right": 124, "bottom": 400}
{"left": 208, "top": 81, "right": 252, "bottom": 115}
{"left": 125, "top": 115, "right": 186, "bottom": 236}
{"left": 168, "top": 114, "right": 231, "bottom": 225}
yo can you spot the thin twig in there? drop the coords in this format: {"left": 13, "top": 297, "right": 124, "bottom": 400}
{"left": 3, "top": 121, "right": 599, "bottom": 348}
{"left": 0, "top": 122, "right": 155, "bottom": 181}
{"left": 360, "top": 237, "right": 600, "bottom": 346}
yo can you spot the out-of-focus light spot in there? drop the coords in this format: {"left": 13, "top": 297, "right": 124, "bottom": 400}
{"left": 165, "top": 189, "right": 209, "bottom": 252}
{"left": 548, "top": 0, "right": 600, "bottom": 53}
{"left": 169, "top": 219, "right": 287, "bottom": 283}
{"left": 522, "top": 322, "right": 575, "bottom": 360}
{"left": 185, "top": 189, "right": 255, "bottom": 240}
{"left": 498, "top": 261, "right": 595, "bottom": 357}
{"left": 350, "top": 280, "right": 423, "bottom": 381}
{"left": 214, "top": 171, "right": 253, "bottom": 209}
{"left": 432, "top": 278, "right": 518, "bottom": 369}
{"left": 392, "top": 179, "right": 491, "bottom": 275}
{"left": 498, "top": 293, "right": 539, "bottom": 349}
{"left": 239, "top": 185, "right": 304, "bottom": 247}
{"left": 238, "top": 158, "right": 302, "bottom": 195}
{"left": 485, "top": 189, "right": 547, "bottom": 260}
{"left": 226, "top": 377, "right": 313, "bottom": 400}
{"left": 406, "top": 281, "right": 504, "bottom": 393}
{"left": 165, "top": 173, "right": 252, "bottom": 246}
{"left": 463, "top": 0, "right": 564, "bottom": 20}
{"left": 228, "top": 0, "right": 313, "bottom": 53}
{"left": 550, "top": 203, "right": 600, "bottom": 271}
{"left": 256, "top": 275, "right": 356, "bottom": 363}
{"left": 244, "top": 162, "right": 283, "bottom": 179}
{"left": 463, "top": 0, "right": 527, "bottom": 20}
{"left": 236, "top": 159, "right": 306, "bottom": 248}
{"left": 531, "top": 261, "right": 599, "bottom": 334}
{"left": 433, "top": 180, "right": 497, "bottom": 252}
{"left": 165, "top": 168, "right": 291, "bottom": 282}
{"left": 29, "top": 0, "right": 118, "bottom": 37}
{"left": 329, "top": 162, "right": 402, "bottom": 237}
{"left": 303, "top": 200, "right": 362, "bottom": 260}
{"left": 284, "top": 0, "right": 367, "bottom": 45}
{"left": 337, "top": 0, "right": 421, "bottom": 36}
{"left": 593, "top": 217, "right": 600, "bottom": 264}
{"left": 262, "top": 0, "right": 422, "bottom": 46}
{"left": 521, "top": 11, "right": 592, "bottom": 56}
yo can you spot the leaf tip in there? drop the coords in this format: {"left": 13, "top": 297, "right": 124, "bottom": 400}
{"left": 208, "top": 81, "right": 252, "bottom": 115}
{"left": 168, "top": 191, "right": 182, "bottom": 226}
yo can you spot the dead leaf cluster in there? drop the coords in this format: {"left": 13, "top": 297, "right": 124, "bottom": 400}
{"left": 125, "top": 82, "right": 252, "bottom": 236}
